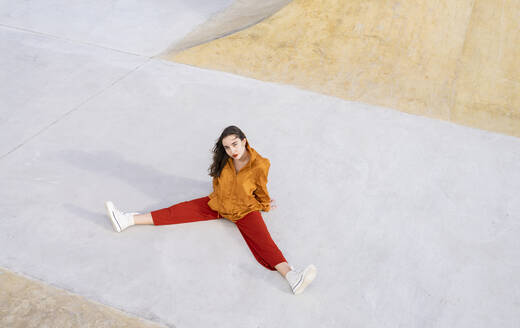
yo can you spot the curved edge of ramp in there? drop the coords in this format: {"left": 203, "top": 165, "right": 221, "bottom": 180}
{"left": 158, "top": 0, "right": 292, "bottom": 56}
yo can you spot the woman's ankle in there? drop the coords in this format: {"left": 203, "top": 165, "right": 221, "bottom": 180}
{"left": 275, "top": 262, "right": 292, "bottom": 277}
{"left": 134, "top": 213, "right": 154, "bottom": 225}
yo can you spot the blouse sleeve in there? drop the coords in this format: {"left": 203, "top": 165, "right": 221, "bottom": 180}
{"left": 254, "top": 160, "right": 271, "bottom": 212}
{"left": 209, "top": 176, "right": 219, "bottom": 199}
{"left": 212, "top": 176, "right": 218, "bottom": 191}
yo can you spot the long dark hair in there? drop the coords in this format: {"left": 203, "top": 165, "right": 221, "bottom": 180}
{"left": 209, "top": 125, "right": 247, "bottom": 178}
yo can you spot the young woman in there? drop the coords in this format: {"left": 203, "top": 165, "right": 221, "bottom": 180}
{"left": 105, "top": 125, "right": 316, "bottom": 295}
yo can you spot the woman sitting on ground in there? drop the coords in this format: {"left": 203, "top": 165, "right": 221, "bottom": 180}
{"left": 105, "top": 125, "right": 316, "bottom": 295}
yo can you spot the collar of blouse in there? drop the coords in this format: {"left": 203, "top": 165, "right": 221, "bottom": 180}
{"left": 227, "top": 140, "right": 257, "bottom": 171}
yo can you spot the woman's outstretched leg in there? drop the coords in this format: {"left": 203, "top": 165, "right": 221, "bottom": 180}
{"left": 235, "top": 211, "right": 317, "bottom": 295}
{"left": 235, "top": 211, "right": 288, "bottom": 272}
{"left": 105, "top": 196, "right": 220, "bottom": 232}
{"left": 150, "top": 196, "right": 220, "bottom": 225}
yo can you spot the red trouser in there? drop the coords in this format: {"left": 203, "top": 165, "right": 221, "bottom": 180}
{"left": 150, "top": 196, "right": 287, "bottom": 271}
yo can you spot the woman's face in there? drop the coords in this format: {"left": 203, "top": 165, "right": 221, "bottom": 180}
{"left": 222, "top": 135, "right": 247, "bottom": 160}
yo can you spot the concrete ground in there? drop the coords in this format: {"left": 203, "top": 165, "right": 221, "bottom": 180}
{"left": 1, "top": 1, "right": 519, "bottom": 327}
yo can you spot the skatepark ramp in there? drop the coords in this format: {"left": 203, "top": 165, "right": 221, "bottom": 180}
{"left": 169, "top": 0, "right": 520, "bottom": 138}
{"left": 159, "top": 0, "right": 292, "bottom": 54}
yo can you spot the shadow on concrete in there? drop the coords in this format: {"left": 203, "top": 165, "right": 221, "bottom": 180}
{"left": 53, "top": 150, "right": 213, "bottom": 225}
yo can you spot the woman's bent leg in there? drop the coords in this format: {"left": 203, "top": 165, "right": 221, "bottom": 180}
{"left": 151, "top": 196, "right": 220, "bottom": 225}
{"left": 235, "top": 211, "right": 287, "bottom": 271}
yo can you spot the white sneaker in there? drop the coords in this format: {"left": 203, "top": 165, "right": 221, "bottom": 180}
{"left": 105, "top": 201, "right": 138, "bottom": 232}
{"left": 285, "top": 264, "right": 317, "bottom": 295}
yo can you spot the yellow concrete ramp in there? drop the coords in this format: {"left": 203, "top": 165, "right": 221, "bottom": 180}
{"left": 0, "top": 268, "right": 165, "bottom": 327}
{"left": 168, "top": 0, "right": 520, "bottom": 137}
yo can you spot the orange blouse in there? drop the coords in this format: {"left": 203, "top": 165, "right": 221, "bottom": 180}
{"left": 208, "top": 141, "right": 271, "bottom": 222}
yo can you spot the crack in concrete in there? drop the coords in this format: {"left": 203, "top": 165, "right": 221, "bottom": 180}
{"left": 0, "top": 23, "right": 147, "bottom": 58}
{"left": 0, "top": 58, "right": 152, "bottom": 161}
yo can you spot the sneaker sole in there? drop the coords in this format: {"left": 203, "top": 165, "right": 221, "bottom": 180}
{"left": 105, "top": 201, "right": 122, "bottom": 233}
{"left": 293, "top": 264, "right": 317, "bottom": 295}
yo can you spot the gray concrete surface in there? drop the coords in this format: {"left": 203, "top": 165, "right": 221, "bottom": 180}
{"left": 1, "top": 1, "right": 520, "bottom": 328}
{"left": 0, "top": 0, "right": 234, "bottom": 56}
